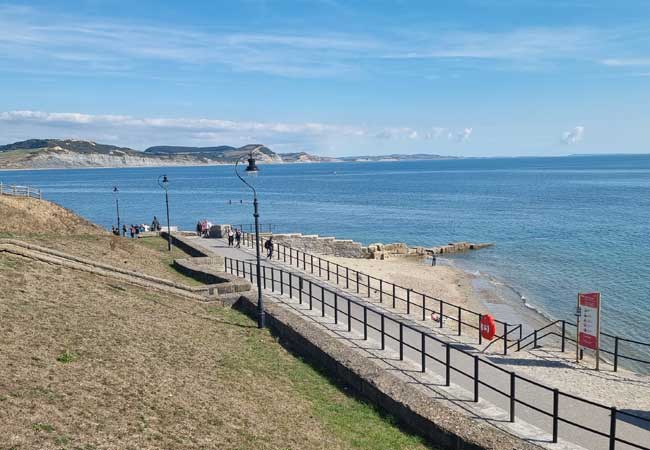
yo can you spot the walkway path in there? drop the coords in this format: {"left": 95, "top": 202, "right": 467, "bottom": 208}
{"left": 191, "top": 235, "right": 650, "bottom": 450}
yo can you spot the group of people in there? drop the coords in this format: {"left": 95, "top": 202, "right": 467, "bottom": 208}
{"left": 227, "top": 228, "right": 243, "bottom": 248}
{"left": 196, "top": 219, "right": 213, "bottom": 238}
{"left": 226, "top": 228, "right": 273, "bottom": 258}
{"left": 111, "top": 216, "right": 162, "bottom": 238}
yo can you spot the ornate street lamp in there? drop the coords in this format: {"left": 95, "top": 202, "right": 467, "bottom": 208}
{"left": 235, "top": 148, "right": 264, "bottom": 328}
{"left": 157, "top": 175, "right": 172, "bottom": 251}
{"left": 112, "top": 186, "right": 121, "bottom": 232}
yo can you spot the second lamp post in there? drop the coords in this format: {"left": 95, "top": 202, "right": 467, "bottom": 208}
{"left": 158, "top": 175, "right": 172, "bottom": 251}
{"left": 235, "top": 150, "right": 265, "bottom": 328}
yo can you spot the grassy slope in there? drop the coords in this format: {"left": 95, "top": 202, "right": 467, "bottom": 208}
{"left": 0, "top": 254, "right": 430, "bottom": 450}
{"left": 0, "top": 196, "right": 202, "bottom": 286}
{"left": 0, "top": 195, "right": 433, "bottom": 449}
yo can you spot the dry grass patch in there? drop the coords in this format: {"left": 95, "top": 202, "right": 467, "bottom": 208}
{"left": 0, "top": 254, "right": 432, "bottom": 450}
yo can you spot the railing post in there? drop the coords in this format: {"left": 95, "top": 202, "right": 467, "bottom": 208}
{"left": 458, "top": 308, "right": 462, "bottom": 336}
{"left": 399, "top": 323, "right": 404, "bottom": 360}
{"left": 283, "top": 246, "right": 286, "bottom": 263}
{"left": 613, "top": 337, "right": 619, "bottom": 372}
{"left": 321, "top": 286, "right": 325, "bottom": 317}
{"left": 392, "top": 284, "right": 396, "bottom": 308}
{"left": 310, "top": 255, "right": 314, "bottom": 273}
{"left": 347, "top": 300, "right": 352, "bottom": 332}
{"left": 445, "top": 343, "right": 451, "bottom": 386}
{"left": 280, "top": 271, "right": 284, "bottom": 295}
{"left": 327, "top": 261, "right": 330, "bottom": 281}
{"left": 289, "top": 273, "right": 293, "bottom": 298}
{"left": 533, "top": 330, "right": 537, "bottom": 348}
{"left": 356, "top": 271, "right": 359, "bottom": 294}
{"left": 367, "top": 275, "right": 370, "bottom": 298}
{"left": 318, "top": 258, "right": 322, "bottom": 277}
{"left": 422, "top": 294, "right": 426, "bottom": 321}
{"left": 561, "top": 320, "right": 566, "bottom": 352}
{"left": 298, "top": 277, "right": 303, "bottom": 304}
{"left": 262, "top": 266, "right": 266, "bottom": 289}
{"left": 474, "top": 355, "right": 479, "bottom": 402}
{"left": 309, "top": 281, "right": 313, "bottom": 310}
{"left": 363, "top": 307, "right": 367, "bottom": 340}
{"left": 439, "top": 301, "right": 444, "bottom": 328}
{"left": 406, "top": 289, "right": 411, "bottom": 315}
{"left": 270, "top": 267, "right": 274, "bottom": 291}
{"left": 552, "top": 389, "right": 559, "bottom": 443}
{"left": 334, "top": 293, "right": 338, "bottom": 324}
{"left": 380, "top": 315, "right": 385, "bottom": 350}
{"left": 421, "top": 333, "right": 426, "bottom": 373}
{"left": 379, "top": 279, "right": 383, "bottom": 303}
{"left": 504, "top": 323, "right": 509, "bottom": 355}
{"left": 509, "top": 372, "right": 516, "bottom": 422}
{"left": 609, "top": 407, "right": 617, "bottom": 450}
{"left": 346, "top": 267, "right": 349, "bottom": 289}
{"left": 478, "top": 313, "right": 483, "bottom": 345}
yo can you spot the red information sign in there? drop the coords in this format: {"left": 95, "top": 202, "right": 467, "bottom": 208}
{"left": 578, "top": 292, "right": 600, "bottom": 350}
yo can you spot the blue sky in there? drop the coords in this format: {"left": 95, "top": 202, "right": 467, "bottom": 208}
{"left": 0, "top": 0, "right": 649, "bottom": 156}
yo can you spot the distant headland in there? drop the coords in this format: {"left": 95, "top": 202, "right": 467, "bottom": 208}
{"left": 0, "top": 139, "right": 460, "bottom": 170}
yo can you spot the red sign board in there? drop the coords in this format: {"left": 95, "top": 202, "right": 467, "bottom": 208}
{"left": 578, "top": 292, "right": 600, "bottom": 350}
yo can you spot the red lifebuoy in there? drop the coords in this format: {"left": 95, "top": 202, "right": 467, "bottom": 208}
{"left": 480, "top": 314, "right": 497, "bottom": 341}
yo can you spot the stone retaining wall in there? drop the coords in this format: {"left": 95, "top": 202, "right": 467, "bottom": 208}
{"left": 173, "top": 257, "right": 251, "bottom": 295}
{"left": 259, "top": 233, "right": 366, "bottom": 258}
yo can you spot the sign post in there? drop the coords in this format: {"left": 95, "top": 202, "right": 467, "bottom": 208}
{"left": 576, "top": 292, "right": 601, "bottom": 370}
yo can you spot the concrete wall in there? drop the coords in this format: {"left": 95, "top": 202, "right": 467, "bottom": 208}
{"left": 261, "top": 233, "right": 366, "bottom": 258}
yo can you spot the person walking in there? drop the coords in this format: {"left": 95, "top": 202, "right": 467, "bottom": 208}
{"left": 122, "top": 224, "right": 127, "bottom": 237}
{"left": 235, "top": 229, "right": 242, "bottom": 248}
{"left": 129, "top": 225, "right": 135, "bottom": 239}
{"left": 264, "top": 236, "right": 274, "bottom": 258}
{"left": 227, "top": 228, "right": 234, "bottom": 246}
{"left": 196, "top": 220, "right": 202, "bottom": 237}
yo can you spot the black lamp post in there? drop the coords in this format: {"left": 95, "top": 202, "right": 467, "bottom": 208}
{"left": 113, "top": 186, "right": 121, "bottom": 231}
{"left": 158, "top": 175, "right": 172, "bottom": 251}
{"left": 235, "top": 149, "right": 265, "bottom": 328}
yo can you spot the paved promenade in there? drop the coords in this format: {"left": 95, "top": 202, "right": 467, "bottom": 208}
{"left": 191, "top": 236, "right": 650, "bottom": 450}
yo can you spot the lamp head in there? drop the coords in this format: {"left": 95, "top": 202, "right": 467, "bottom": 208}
{"left": 245, "top": 153, "right": 259, "bottom": 176}
{"left": 160, "top": 175, "right": 169, "bottom": 190}
{"left": 113, "top": 186, "right": 118, "bottom": 194}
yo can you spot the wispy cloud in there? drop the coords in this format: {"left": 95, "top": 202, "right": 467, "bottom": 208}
{"left": 561, "top": 126, "right": 585, "bottom": 144}
{"left": 601, "top": 58, "right": 650, "bottom": 67}
{"left": 0, "top": 5, "right": 646, "bottom": 79}
{"left": 0, "top": 110, "right": 473, "bottom": 150}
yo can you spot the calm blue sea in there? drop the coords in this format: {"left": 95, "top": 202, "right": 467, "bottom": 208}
{"left": 2, "top": 156, "right": 650, "bottom": 353}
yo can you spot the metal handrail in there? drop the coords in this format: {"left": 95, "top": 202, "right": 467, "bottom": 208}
{"left": 241, "top": 231, "right": 515, "bottom": 354}
{"left": 0, "top": 182, "right": 42, "bottom": 199}
{"left": 242, "top": 232, "right": 650, "bottom": 371}
{"left": 223, "top": 255, "right": 650, "bottom": 450}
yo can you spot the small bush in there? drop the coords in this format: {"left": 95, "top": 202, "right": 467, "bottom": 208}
{"left": 56, "top": 350, "right": 77, "bottom": 364}
{"left": 32, "top": 423, "right": 54, "bottom": 432}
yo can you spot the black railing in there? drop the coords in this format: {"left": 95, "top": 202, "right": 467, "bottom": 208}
{"left": 234, "top": 223, "right": 275, "bottom": 234}
{"left": 224, "top": 256, "right": 650, "bottom": 450}
{"left": 241, "top": 232, "right": 519, "bottom": 355}
{"left": 516, "top": 320, "right": 650, "bottom": 373}
{"left": 242, "top": 232, "right": 650, "bottom": 371}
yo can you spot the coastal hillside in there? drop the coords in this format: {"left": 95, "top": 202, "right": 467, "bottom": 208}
{"left": 0, "top": 195, "right": 429, "bottom": 449}
{"left": 0, "top": 139, "right": 328, "bottom": 169}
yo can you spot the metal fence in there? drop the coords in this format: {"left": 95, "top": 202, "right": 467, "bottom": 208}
{"left": 241, "top": 232, "right": 650, "bottom": 371}
{"left": 224, "top": 255, "right": 650, "bottom": 450}
{"left": 0, "top": 183, "right": 42, "bottom": 199}
{"left": 233, "top": 223, "right": 275, "bottom": 234}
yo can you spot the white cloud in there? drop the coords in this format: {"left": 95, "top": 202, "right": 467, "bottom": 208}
{"left": 562, "top": 126, "right": 585, "bottom": 144}
{"left": 601, "top": 58, "right": 650, "bottom": 67}
{"left": 457, "top": 128, "right": 473, "bottom": 142}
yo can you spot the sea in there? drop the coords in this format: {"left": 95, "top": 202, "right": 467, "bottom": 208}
{"left": 2, "top": 155, "right": 650, "bottom": 367}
